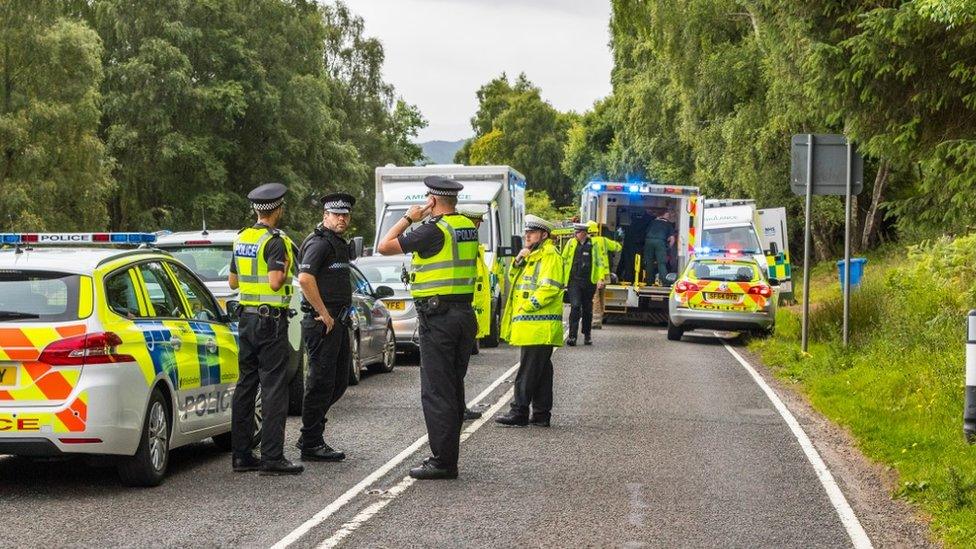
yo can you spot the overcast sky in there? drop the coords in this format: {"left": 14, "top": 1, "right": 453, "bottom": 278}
{"left": 344, "top": 0, "right": 613, "bottom": 142}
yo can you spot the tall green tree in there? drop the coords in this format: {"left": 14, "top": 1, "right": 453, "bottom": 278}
{"left": 0, "top": 1, "right": 113, "bottom": 231}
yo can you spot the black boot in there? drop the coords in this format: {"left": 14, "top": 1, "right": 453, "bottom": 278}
{"left": 260, "top": 458, "right": 304, "bottom": 475}
{"left": 463, "top": 408, "right": 483, "bottom": 421}
{"left": 583, "top": 334, "right": 592, "bottom": 345}
{"left": 495, "top": 411, "right": 528, "bottom": 427}
{"left": 409, "top": 459, "right": 458, "bottom": 480}
{"left": 232, "top": 453, "right": 263, "bottom": 473}
{"left": 565, "top": 337, "right": 577, "bottom": 346}
{"left": 530, "top": 415, "right": 551, "bottom": 427}
{"left": 301, "top": 443, "right": 346, "bottom": 462}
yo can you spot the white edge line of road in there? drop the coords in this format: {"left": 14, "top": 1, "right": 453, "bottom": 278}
{"left": 270, "top": 359, "right": 523, "bottom": 549}
{"left": 718, "top": 336, "right": 873, "bottom": 549}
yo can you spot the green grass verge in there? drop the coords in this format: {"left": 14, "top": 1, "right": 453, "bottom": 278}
{"left": 751, "top": 236, "right": 976, "bottom": 546}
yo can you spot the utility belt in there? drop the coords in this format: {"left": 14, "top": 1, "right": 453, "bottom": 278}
{"left": 302, "top": 301, "right": 353, "bottom": 326}
{"left": 415, "top": 295, "right": 473, "bottom": 317}
{"left": 239, "top": 304, "right": 296, "bottom": 319}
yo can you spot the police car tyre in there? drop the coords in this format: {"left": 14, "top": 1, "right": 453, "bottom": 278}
{"left": 348, "top": 329, "right": 362, "bottom": 386}
{"left": 666, "top": 320, "right": 684, "bottom": 342}
{"left": 481, "top": 298, "right": 501, "bottom": 348}
{"left": 117, "top": 388, "right": 170, "bottom": 487}
{"left": 287, "top": 343, "right": 308, "bottom": 416}
{"left": 368, "top": 323, "right": 396, "bottom": 374}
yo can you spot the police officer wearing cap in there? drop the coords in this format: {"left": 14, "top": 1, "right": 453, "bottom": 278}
{"left": 294, "top": 192, "right": 356, "bottom": 462}
{"left": 561, "top": 223, "right": 596, "bottom": 346}
{"left": 376, "top": 176, "right": 479, "bottom": 480}
{"left": 229, "top": 183, "right": 303, "bottom": 475}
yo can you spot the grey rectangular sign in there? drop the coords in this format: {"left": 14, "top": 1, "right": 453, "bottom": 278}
{"left": 790, "top": 134, "right": 863, "bottom": 196}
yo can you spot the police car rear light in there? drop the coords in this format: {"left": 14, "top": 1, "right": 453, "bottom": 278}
{"left": 182, "top": 240, "right": 212, "bottom": 245}
{"left": 39, "top": 332, "right": 135, "bottom": 366}
{"left": 58, "top": 438, "right": 102, "bottom": 444}
{"left": 748, "top": 284, "right": 772, "bottom": 298}
{"left": 0, "top": 232, "right": 156, "bottom": 245}
{"left": 674, "top": 281, "right": 699, "bottom": 294}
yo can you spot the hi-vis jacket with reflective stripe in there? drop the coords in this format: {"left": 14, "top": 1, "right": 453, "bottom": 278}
{"left": 234, "top": 227, "right": 296, "bottom": 308}
{"left": 560, "top": 235, "right": 622, "bottom": 286}
{"left": 501, "top": 239, "right": 564, "bottom": 347}
{"left": 409, "top": 214, "right": 479, "bottom": 298}
{"left": 473, "top": 244, "right": 491, "bottom": 337}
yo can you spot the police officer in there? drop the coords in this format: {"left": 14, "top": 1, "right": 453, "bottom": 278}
{"left": 561, "top": 223, "right": 596, "bottom": 346}
{"left": 294, "top": 193, "right": 356, "bottom": 462}
{"left": 229, "top": 183, "right": 303, "bottom": 475}
{"left": 376, "top": 176, "right": 479, "bottom": 480}
{"left": 496, "top": 215, "right": 564, "bottom": 427}
{"left": 457, "top": 205, "right": 490, "bottom": 421}
{"left": 643, "top": 209, "right": 676, "bottom": 286}
{"left": 586, "top": 220, "right": 621, "bottom": 330}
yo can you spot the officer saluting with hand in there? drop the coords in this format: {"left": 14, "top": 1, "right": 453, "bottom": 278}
{"left": 294, "top": 193, "right": 356, "bottom": 462}
{"left": 376, "top": 176, "right": 479, "bottom": 480}
{"left": 229, "top": 183, "right": 303, "bottom": 476}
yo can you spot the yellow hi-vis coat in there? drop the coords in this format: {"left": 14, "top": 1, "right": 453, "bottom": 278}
{"left": 473, "top": 244, "right": 491, "bottom": 338}
{"left": 234, "top": 226, "right": 296, "bottom": 308}
{"left": 560, "top": 235, "right": 622, "bottom": 285}
{"left": 501, "top": 239, "right": 565, "bottom": 347}
{"left": 409, "top": 214, "right": 479, "bottom": 298}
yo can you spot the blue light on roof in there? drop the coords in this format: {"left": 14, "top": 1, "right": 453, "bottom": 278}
{"left": 628, "top": 184, "right": 640, "bottom": 193}
{"left": 590, "top": 182, "right": 603, "bottom": 191}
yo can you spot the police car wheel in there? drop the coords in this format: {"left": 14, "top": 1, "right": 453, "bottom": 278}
{"left": 666, "top": 321, "right": 684, "bottom": 342}
{"left": 287, "top": 344, "right": 308, "bottom": 416}
{"left": 348, "top": 330, "right": 362, "bottom": 386}
{"left": 118, "top": 388, "right": 170, "bottom": 487}
{"left": 369, "top": 323, "right": 396, "bottom": 374}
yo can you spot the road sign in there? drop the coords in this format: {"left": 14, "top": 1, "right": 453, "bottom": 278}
{"left": 790, "top": 134, "right": 863, "bottom": 196}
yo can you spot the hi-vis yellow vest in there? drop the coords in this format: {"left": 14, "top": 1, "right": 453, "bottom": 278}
{"left": 561, "top": 236, "right": 621, "bottom": 285}
{"left": 473, "top": 244, "right": 491, "bottom": 337}
{"left": 501, "top": 240, "right": 565, "bottom": 347}
{"left": 234, "top": 226, "right": 296, "bottom": 308}
{"left": 409, "top": 214, "right": 479, "bottom": 298}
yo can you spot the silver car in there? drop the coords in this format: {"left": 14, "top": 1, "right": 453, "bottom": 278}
{"left": 155, "top": 230, "right": 396, "bottom": 387}
{"left": 354, "top": 254, "right": 417, "bottom": 353}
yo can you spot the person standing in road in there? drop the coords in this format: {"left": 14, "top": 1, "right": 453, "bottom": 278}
{"left": 561, "top": 223, "right": 596, "bottom": 346}
{"left": 585, "top": 220, "right": 621, "bottom": 332}
{"left": 496, "top": 215, "right": 564, "bottom": 428}
{"left": 229, "top": 183, "right": 303, "bottom": 476}
{"left": 376, "top": 176, "right": 479, "bottom": 480}
{"left": 643, "top": 209, "right": 676, "bottom": 287}
{"left": 294, "top": 193, "right": 356, "bottom": 462}
{"left": 457, "top": 205, "right": 491, "bottom": 421}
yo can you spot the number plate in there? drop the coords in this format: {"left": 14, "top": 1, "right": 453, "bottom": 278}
{"left": 0, "top": 364, "right": 18, "bottom": 388}
{"left": 706, "top": 292, "right": 738, "bottom": 302}
{"left": 384, "top": 300, "right": 405, "bottom": 311}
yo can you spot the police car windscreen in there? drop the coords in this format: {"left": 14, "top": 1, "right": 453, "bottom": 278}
{"left": 166, "top": 246, "right": 233, "bottom": 282}
{"left": 379, "top": 208, "right": 491, "bottom": 246}
{"left": 692, "top": 261, "right": 759, "bottom": 283}
{"left": 357, "top": 259, "right": 408, "bottom": 285}
{"left": 0, "top": 271, "right": 80, "bottom": 322}
{"left": 701, "top": 226, "right": 762, "bottom": 253}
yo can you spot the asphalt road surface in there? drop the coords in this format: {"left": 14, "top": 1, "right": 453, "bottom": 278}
{"left": 2, "top": 324, "right": 872, "bottom": 548}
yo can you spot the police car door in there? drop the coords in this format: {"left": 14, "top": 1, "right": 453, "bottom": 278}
{"left": 350, "top": 266, "right": 382, "bottom": 360}
{"left": 132, "top": 261, "right": 205, "bottom": 434}
{"left": 164, "top": 262, "right": 238, "bottom": 430}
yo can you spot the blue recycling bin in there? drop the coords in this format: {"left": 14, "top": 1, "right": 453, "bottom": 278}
{"left": 836, "top": 257, "right": 867, "bottom": 290}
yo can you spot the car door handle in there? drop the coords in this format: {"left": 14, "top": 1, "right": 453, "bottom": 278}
{"left": 169, "top": 336, "right": 183, "bottom": 351}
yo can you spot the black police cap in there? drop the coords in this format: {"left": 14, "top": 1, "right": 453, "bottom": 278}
{"left": 248, "top": 182, "right": 287, "bottom": 211}
{"left": 321, "top": 192, "right": 356, "bottom": 214}
{"left": 423, "top": 175, "right": 464, "bottom": 196}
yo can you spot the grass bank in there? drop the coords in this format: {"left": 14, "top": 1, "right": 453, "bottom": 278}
{"left": 751, "top": 236, "right": 976, "bottom": 546}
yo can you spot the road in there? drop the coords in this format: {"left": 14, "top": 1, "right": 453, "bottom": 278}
{"left": 3, "top": 324, "right": 869, "bottom": 548}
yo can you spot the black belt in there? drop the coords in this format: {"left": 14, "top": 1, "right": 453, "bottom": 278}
{"left": 240, "top": 305, "right": 291, "bottom": 318}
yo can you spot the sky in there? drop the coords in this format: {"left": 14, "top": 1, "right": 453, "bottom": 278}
{"left": 344, "top": 0, "right": 614, "bottom": 143}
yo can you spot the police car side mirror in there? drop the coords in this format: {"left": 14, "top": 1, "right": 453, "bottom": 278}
{"left": 350, "top": 236, "right": 364, "bottom": 259}
{"left": 374, "top": 285, "right": 395, "bottom": 299}
{"left": 768, "top": 241, "right": 779, "bottom": 256}
{"left": 224, "top": 299, "right": 240, "bottom": 318}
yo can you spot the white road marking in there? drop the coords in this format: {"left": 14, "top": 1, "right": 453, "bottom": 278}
{"left": 270, "top": 359, "right": 522, "bottom": 549}
{"left": 718, "top": 338, "right": 873, "bottom": 549}
{"left": 316, "top": 386, "right": 516, "bottom": 549}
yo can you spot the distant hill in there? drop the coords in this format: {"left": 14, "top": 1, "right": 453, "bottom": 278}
{"left": 417, "top": 139, "right": 468, "bottom": 165}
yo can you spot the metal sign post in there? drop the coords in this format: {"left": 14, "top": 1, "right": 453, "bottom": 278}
{"left": 790, "top": 134, "right": 863, "bottom": 354}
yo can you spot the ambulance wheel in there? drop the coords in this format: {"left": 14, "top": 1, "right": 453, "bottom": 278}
{"left": 287, "top": 345, "right": 307, "bottom": 416}
{"left": 348, "top": 329, "right": 362, "bottom": 386}
{"left": 118, "top": 388, "right": 169, "bottom": 487}
{"left": 481, "top": 300, "right": 501, "bottom": 348}
{"left": 666, "top": 321, "right": 684, "bottom": 342}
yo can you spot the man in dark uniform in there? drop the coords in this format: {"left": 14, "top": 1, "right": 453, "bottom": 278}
{"left": 643, "top": 209, "right": 676, "bottom": 286}
{"left": 229, "top": 182, "right": 303, "bottom": 475}
{"left": 563, "top": 223, "right": 596, "bottom": 346}
{"left": 617, "top": 208, "right": 650, "bottom": 283}
{"left": 294, "top": 193, "right": 356, "bottom": 462}
{"left": 376, "top": 176, "right": 479, "bottom": 480}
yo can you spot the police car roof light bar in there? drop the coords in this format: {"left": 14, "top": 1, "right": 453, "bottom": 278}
{"left": 0, "top": 232, "right": 158, "bottom": 246}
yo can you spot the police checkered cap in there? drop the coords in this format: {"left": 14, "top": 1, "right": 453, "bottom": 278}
{"left": 524, "top": 214, "right": 553, "bottom": 233}
{"left": 252, "top": 198, "right": 284, "bottom": 212}
{"left": 321, "top": 192, "right": 356, "bottom": 214}
{"left": 424, "top": 175, "right": 464, "bottom": 196}
{"left": 573, "top": 223, "right": 588, "bottom": 232}
{"left": 457, "top": 204, "right": 488, "bottom": 220}
{"left": 248, "top": 182, "right": 287, "bottom": 212}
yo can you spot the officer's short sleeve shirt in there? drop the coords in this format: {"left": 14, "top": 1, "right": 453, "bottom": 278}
{"left": 397, "top": 221, "right": 444, "bottom": 258}
{"left": 229, "top": 224, "right": 286, "bottom": 274}
{"left": 298, "top": 229, "right": 352, "bottom": 308}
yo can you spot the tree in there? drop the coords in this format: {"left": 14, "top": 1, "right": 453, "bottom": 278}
{"left": 0, "top": 1, "right": 113, "bottom": 231}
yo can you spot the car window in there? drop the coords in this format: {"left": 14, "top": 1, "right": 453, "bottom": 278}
{"left": 357, "top": 262, "right": 407, "bottom": 285}
{"left": 0, "top": 270, "right": 81, "bottom": 322}
{"left": 691, "top": 261, "right": 759, "bottom": 283}
{"left": 105, "top": 268, "right": 144, "bottom": 319}
{"left": 350, "top": 268, "right": 372, "bottom": 295}
{"left": 137, "top": 262, "right": 187, "bottom": 318}
{"left": 167, "top": 263, "right": 222, "bottom": 322}
{"left": 162, "top": 245, "right": 233, "bottom": 282}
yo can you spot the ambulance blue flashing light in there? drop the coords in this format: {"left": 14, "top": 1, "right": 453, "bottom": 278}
{"left": 0, "top": 232, "right": 157, "bottom": 245}
{"left": 628, "top": 184, "right": 640, "bottom": 193}
{"left": 590, "top": 182, "right": 603, "bottom": 191}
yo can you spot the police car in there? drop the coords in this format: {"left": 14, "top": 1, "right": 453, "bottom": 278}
{"left": 0, "top": 233, "right": 255, "bottom": 486}
{"left": 156, "top": 230, "right": 396, "bottom": 386}
{"left": 667, "top": 249, "right": 778, "bottom": 341}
